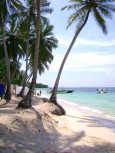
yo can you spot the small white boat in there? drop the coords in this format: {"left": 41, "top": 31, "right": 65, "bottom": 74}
{"left": 97, "top": 88, "right": 107, "bottom": 94}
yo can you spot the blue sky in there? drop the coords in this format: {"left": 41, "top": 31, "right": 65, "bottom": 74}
{"left": 22, "top": 0, "right": 115, "bottom": 87}
{"left": 38, "top": 0, "right": 115, "bottom": 87}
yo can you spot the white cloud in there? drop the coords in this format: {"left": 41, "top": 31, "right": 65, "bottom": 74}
{"left": 57, "top": 35, "right": 115, "bottom": 47}
{"left": 50, "top": 52, "right": 115, "bottom": 73}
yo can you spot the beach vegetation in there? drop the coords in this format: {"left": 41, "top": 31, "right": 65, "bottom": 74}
{"left": 0, "top": 11, "right": 26, "bottom": 88}
{"left": 26, "top": 82, "right": 48, "bottom": 88}
{"left": 0, "top": 0, "right": 24, "bottom": 101}
{"left": 3, "top": 20, "right": 25, "bottom": 82}
{"left": 17, "top": 0, "right": 56, "bottom": 98}
{"left": 49, "top": 0, "right": 115, "bottom": 115}
{"left": 17, "top": 0, "right": 41, "bottom": 108}
{"left": 16, "top": 0, "right": 40, "bottom": 97}
{"left": 17, "top": 0, "right": 50, "bottom": 109}
{"left": 18, "top": 19, "right": 58, "bottom": 97}
{"left": 0, "top": 60, "right": 6, "bottom": 81}
{"left": 0, "top": 0, "right": 58, "bottom": 108}
{"left": 17, "top": 0, "right": 58, "bottom": 109}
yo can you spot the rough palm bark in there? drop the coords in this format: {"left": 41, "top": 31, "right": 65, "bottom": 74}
{"left": 17, "top": 0, "right": 41, "bottom": 109}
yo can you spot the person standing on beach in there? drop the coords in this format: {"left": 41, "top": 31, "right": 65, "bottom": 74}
{"left": 0, "top": 80, "right": 5, "bottom": 100}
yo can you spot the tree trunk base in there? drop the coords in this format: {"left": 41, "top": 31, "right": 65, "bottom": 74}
{"left": 4, "top": 84, "right": 11, "bottom": 101}
{"left": 49, "top": 101, "right": 66, "bottom": 116}
{"left": 17, "top": 95, "right": 32, "bottom": 109}
{"left": 49, "top": 95, "right": 65, "bottom": 115}
{"left": 17, "top": 88, "right": 25, "bottom": 98}
{"left": 4, "top": 93, "right": 11, "bottom": 102}
{"left": 17, "top": 93, "right": 24, "bottom": 98}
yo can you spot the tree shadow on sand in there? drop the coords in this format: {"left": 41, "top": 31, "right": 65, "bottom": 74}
{"left": 66, "top": 114, "right": 115, "bottom": 130}
{"left": 0, "top": 102, "right": 115, "bottom": 153}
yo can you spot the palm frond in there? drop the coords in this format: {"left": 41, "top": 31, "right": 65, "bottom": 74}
{"left": 93, "top": 8, "right": 108, "bottom": 35}
{"left": 98, "top": 6, "right": 112, "bottom": 19}
{"left": 98, "top": 3, "right": 115, "bottom": 18}
{"left": 98, "top": 0, "right": 115, "bottom": 3}
{"left": 66, "top": 5, "right": 88, "bottom": 28}
{"left": 61, "top": 3, "right": 82, "bottom": 11}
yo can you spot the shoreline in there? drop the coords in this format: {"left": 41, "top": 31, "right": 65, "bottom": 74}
{"left": 16, "top": 86, "right": 115, "bottom": 127}
{"left": 40, "top": 93, "right": 115, "bottom": 121}
{"left": 38, "top": 93, "right": 115, "bottom": 143}
{"left": 56, "top": 99, "right": 115, "bottom": 144}
{"left": 38, "top": 87, "right": 115, "bottom": 118}
{"left": 1, "top": 86, "right": 115, "bottom": 152}
{"left": 58, "top": 98, "right": 115, "bottom": 120}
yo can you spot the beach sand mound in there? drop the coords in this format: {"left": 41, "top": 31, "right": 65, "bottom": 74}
{"left": 0, "top": 95, "right": 115, "bottom": 153}
{"left": 37, "top": 99, "right": 66, "bottom": 116}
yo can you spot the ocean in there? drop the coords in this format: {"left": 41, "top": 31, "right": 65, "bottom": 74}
{"left": 36, "top": 87, "right": 115, "bottom": 118}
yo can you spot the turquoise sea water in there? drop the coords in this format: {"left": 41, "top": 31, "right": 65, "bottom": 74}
{"left": 36, "top": 87, "right": 115, "bottom": 118}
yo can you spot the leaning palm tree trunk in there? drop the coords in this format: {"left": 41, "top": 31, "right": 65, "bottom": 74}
{"left": 17, "top": 0, "right": 41, "bottom": 109}
{"left": 0, "top": 18, "right": 11, "bottom": 101}
{"left": 50, "top": 9, "right": 91, "bottom": 105}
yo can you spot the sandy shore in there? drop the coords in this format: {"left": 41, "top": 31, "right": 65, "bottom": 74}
{"left": 0, "top": 86, "right": 115, "bottom": 153}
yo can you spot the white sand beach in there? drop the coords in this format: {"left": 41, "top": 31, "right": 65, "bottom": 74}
{"left": 0, "top": 86, "right": 115, "bottom": 153}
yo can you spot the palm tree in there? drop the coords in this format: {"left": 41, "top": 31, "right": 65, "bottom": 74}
{"left": 0, "top": 20, "right": 25, "bottom": 83}
{"left": 29, "top": 19, "right": 58, "bottom": 74}
{"left": 17, "top": 0, "right": 53, "bottom": 97}
{"left": 0, "top": 0, "right": 24, "bottom": 101}
{"left": 16, "top": 0, "right": 38, "bottom": 97}
{"left": 17, "top": 0, "right": 41, "bottom": 108}
{"left": 49, "top": 0, "right": 115, "bottom": 114}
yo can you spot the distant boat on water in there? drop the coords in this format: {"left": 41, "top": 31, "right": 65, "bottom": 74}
{"left": 47, "top": 89, "right": 74, "bottom": 94}
{"left": 97, "top": 88, "right": 108, "bottom": 94}
{"left": 66, "top": 90, "right": 74, "bottom": 93}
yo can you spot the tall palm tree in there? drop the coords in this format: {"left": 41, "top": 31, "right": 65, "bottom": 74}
{"left": 17, "top": 0, "right": 41, "bottom": 108}
{"left": 16, "top": 0, "right": 38, "bottom": 97}
{"left": 0, "top": 0, "right": 24, "bottom": 101}
{"left": 50, "top": 0, "right": 115, "bottom": 113}
{"left": 17, "top": 0, "right": 53, "bottom": 97}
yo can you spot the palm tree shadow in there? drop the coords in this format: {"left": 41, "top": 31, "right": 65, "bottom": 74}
{"left": 31, "top": 106, "right": 42, "bottom": 120}
{"left": 1, "top": 103, "right": 115, "bottom": 153}
{"left": 65, "top": 114, "right": 115, "bottom": 130}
